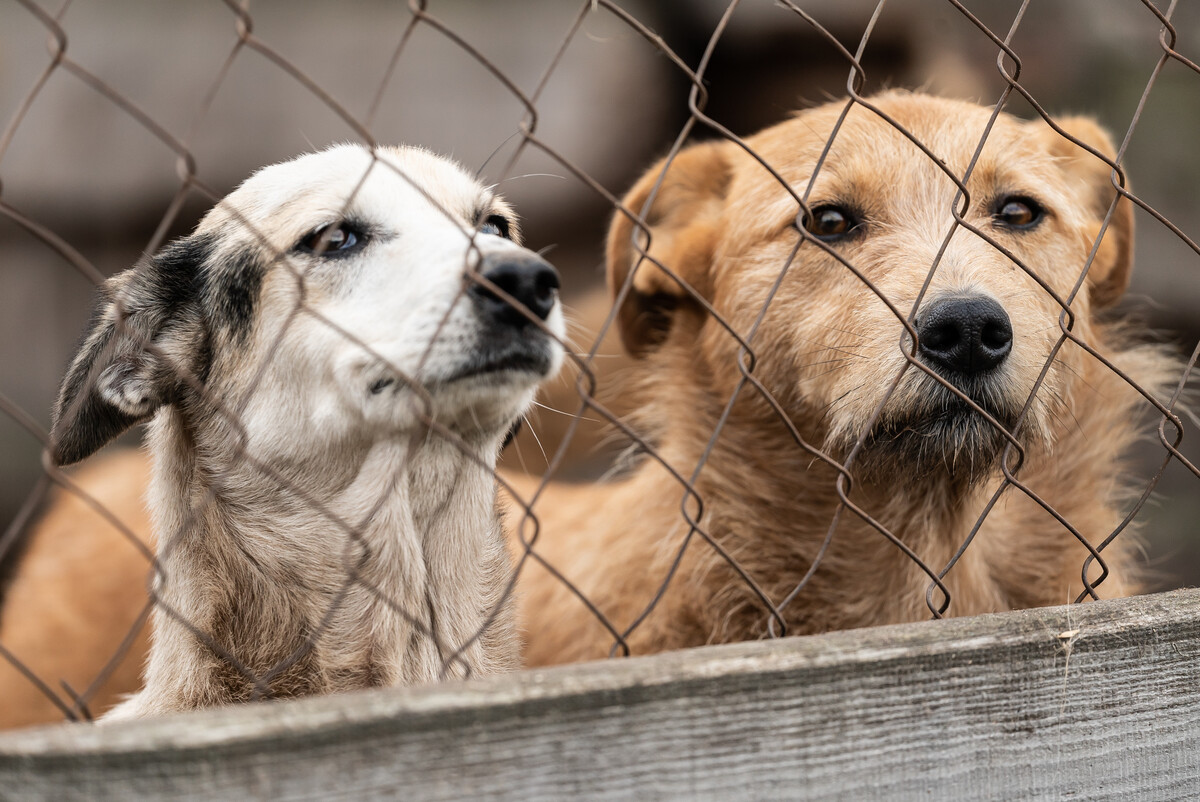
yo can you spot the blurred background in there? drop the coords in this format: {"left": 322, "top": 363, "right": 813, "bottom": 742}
{"left": 1, "top": 0, "right": 1198, "bottom": 586}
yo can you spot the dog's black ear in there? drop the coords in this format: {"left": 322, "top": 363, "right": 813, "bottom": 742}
{"left": 607, "top": 140, "right": 733, "bottom": 358}
{"left": 50, "top": 236, "right": 212, "bottom": 466}
{"left": 1042, "top": 116, "right": 1134, "bottom": 308}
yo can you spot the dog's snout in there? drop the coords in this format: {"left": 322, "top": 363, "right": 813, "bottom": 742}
{"left": 917, "top": 296, "right": 1013, "bottom": 375}
{"left": 470, "top": 254, "right": 560, "bottom": 327}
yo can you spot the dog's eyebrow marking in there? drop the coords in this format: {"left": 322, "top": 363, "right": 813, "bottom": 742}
{"left": 149, "top": 233, "right": 213, "bottom": 314}
{"left": 143, "top": 234, "right": 218, "bottom": 382}
{"left": 202, "top": 240, "right": 265, "bottom": 345}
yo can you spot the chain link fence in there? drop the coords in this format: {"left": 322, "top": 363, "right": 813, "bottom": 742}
{"left": 1, "top": 0, "right": 1199, "bottom": 733}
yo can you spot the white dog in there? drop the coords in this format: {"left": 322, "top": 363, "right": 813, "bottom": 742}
{"left": 49, "top": 144, "right": 564, "bottom": 718}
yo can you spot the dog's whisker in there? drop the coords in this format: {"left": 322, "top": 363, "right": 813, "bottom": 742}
{"left": 820, "top": 385, "right": 863, "bottom": 417}
{"left": 497, "top": 172, "right": 568, "bottom": 185}
{"left": 795, "top": 345, "right": 866, "bottom": 360}
{"left": 807, "top": 344, "right": 868, "bottom": 360}
{"left": 563, "top": 320, "right": 599, "bottom": 339}
{"left": 475, "top": 129, "right": 524, "bottom": 177}
{"left": 529, "top": 399, "right": 603, "bottom": 424}
{"left": 800, "top": 356, "right": 853, "bottom": 370}
{"left": 508, "top": 415, "right": 536, "bottom": 476}
{"left": 1049, "top": 389, "right": 1088, "bottom": 440}
{"left": 811, "top": 321, "right": 871, "bottom": 342}
{"left": 792, "top": 333, "right": 871, "bottom": 355}
{"left": 1051, "top": 358, "right": 1100, "bottom": 395}
{"left": 523, "top": 418, "right": 551, "bottom": 468}
{"left": 803, "top": 363, "right": 855, "bottom": 381}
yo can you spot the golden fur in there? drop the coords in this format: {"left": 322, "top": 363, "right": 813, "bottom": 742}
{"left": 0, "top": 450, "right": 153, "bottom": 728}
{"left": 511, "top": 91, "right": 1177, "bottom": 666}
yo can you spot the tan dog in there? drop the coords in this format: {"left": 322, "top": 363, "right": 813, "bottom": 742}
{"left": 511, "top": 90, "right": 1178, "bottom": 665}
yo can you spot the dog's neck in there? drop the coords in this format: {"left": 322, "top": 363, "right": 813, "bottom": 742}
{"left": 120, "top": 407, "right": 515, "bottom": 717}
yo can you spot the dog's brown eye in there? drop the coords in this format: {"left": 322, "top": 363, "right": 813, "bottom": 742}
{"left": 803, "top": 205, "right": 858, "bottom": 241}
{"left": 994, "top": 197, "right": 1044, "bottom": 230}
{"left": 297, "top": 222, "right": 366, "bottom": 256}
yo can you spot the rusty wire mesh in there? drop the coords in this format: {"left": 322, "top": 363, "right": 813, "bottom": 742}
{"left": 1, "top": 0, "right": 1199, "bottom": 729}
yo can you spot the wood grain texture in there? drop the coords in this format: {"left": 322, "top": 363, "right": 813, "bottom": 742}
{"left": 2, "top": 589, "right": 1200, "bottom": 801}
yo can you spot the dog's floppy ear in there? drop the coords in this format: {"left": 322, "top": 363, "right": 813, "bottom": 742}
{"left": 606, "top": 140, "right": 733, "bottom": 357}
{"left": 1041, "top": 116, "right": 1134, "bottom": 307}
{"left": 50, "top": 235, "right": 212, "bottom": 466}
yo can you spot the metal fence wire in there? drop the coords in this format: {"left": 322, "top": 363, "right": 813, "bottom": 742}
{"left": 1, "top": 0, "right": 1199, "bottom": 728}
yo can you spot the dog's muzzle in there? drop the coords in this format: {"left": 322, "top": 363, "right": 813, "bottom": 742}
{"left": 451, "top": 252, "right": 561, "bottom": 383}
{"left": 859, "top": 294, "right": 1020, "bottom": 483}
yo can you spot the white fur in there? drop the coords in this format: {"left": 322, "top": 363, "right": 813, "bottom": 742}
{"left": 67, "top": 145, "right": 564, "bottom": 718}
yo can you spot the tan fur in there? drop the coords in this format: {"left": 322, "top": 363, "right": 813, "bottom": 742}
{"left": 0, "top": 450, "right": 153, "bottom": 727}
{"left": 512, "top": 91, "right": 1177, "bottom": 665}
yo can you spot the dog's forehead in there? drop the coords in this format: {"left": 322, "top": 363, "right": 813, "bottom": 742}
{"left": 199, "top": 144, "right": 491, "bottom": 247}
{"left": 747, "top": 93, "right": 1052, "bottom": 190}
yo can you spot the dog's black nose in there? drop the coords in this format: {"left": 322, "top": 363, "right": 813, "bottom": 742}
{"left": 917, "top": 296, "right": 1013, "bottom": 375}
{"left": 470, "top": 253, "right": 560, "bottom": 327}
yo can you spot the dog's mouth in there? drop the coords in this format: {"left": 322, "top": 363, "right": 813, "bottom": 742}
{"left": 438, "top": 335, "right": 557, "bottom": 386}
{"left": 857, "top": 382, "right": 1023, "bottom": 485}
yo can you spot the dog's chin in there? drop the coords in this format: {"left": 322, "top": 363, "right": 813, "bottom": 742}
{"left": 424, "top": 335, "right": 560, "bottom": 429}
{"left": 853, "top": 396, "right": 1023, "bottom": 489}
{"left": 436, "top": 338, "right": 559, "bottom": 389}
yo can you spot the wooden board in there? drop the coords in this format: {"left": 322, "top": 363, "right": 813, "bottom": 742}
{"left": 3, "top": 588, "right": 1200, "bottom": 801}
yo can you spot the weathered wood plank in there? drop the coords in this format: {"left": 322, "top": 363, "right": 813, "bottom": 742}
{"left": 2, "top": 589, "right": 1200, "bottom": 801}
